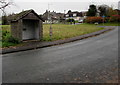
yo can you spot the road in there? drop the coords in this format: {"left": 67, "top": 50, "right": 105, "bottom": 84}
{"left": 2, "top": 27, "right": 118, "bottom": 83}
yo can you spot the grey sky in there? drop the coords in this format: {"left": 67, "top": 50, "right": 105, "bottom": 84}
{"left": 5, "top": 0, "right": 119, "bottom": 15}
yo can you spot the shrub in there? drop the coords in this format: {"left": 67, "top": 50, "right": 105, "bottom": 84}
{"left": 104, "top": 17, "right": 110, "bottom": 23}
{"left": 66, "top": 19, "right": 75, "bottom": 24}
{"left": 6, "top": 36, "right": 20, "bottom": 44}
{"left": 109, "top": 15, "right": 120, "bottom": 22}
{"left": 2, "top": 16, "right": 9, "bottom": 25}
{"left": 2, "top": 31, "right": 20, "bottom": 44}
{"left": 85, "top": 17, "right": 103, "bottom": 24}
{"left": 2, "top": 31, "right": 11, "bottom": 42}
{"left": 2, "top": 42, "right": 17, "bottom": 47}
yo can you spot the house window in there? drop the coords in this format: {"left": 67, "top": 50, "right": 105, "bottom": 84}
{"left": 73, "top": 13, "right": 77, "bottom": 17}
{"left": 66, "top": 14, "right": 69, "bottom": 17}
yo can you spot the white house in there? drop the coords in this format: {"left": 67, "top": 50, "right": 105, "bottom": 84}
{"left": 65, "top": 11, "right": 86, "bottom": 21}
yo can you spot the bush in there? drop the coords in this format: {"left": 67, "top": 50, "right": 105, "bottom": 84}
{"left": 66, "top": 19, "right": 75, "bottom": 24}
{"left": 2, "top": 31, "right": 20, "bottom": 44}
{"left": 2, "top": 42, "right": 17, "bottom": 47}
{"left": 85, "top": 17, "right": 103, "bottom": 24}
{"left": 104, "top": 17, "right": 110, "bottom": 23}
{"left": 2, "top": 16, "right": 9, "bottom": 25}
{"left": 6, "top": 36, "right": 20, "bottom": 44}
{"left": 109, "top": 15, "right": 120, "bottom": 22}
{"left": 2, "top": 31, "right": 11, "bottom": 42}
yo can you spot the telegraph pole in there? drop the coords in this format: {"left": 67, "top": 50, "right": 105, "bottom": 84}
{"left": 64, "top": 10, "right": 66, "bottom": 24}
{"left": 102, "top": 15, "right": 105, "bottom": 26}
{"left": 48, "top": 3, "right": 52, "bottom": 40}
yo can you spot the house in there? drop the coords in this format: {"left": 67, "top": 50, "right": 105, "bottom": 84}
{"left": 10, "top": 9, "right": 44, "bottom": 41}
{"left": 42, "top": 10, "right": 65, "bottom": 24}
{"left": 65, "top": 11, "right": 85, "bottom": 21}
{"left": 114, "top": 9, "right": 120, "bottom": 15}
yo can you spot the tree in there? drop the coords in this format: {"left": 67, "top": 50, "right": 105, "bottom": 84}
{"left": 2, "top": 15, "right": 9, "bottom": 25}
{"left": 87, "top": 4, "right": 97, "bottom": 16}
{"left": 68, "top": 10, "right": 72, "bottom": 13}
{"left": 98, "top": 5, "right": 109, "bottom": 17}
{"left": 66, "top": 18, "right": 75, "bottom": 24}
{"left": 0, "top": 0, "right": 13, "bottom": 25}
{"left": 0, "top": 0, "right": 13, "bottom": 14}
{"left": 107, "top": 7, "right": 118, "bottom": 17}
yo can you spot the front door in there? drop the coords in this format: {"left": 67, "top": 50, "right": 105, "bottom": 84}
{"left": 22, "top": 20, "right": 35, "bottom": 40}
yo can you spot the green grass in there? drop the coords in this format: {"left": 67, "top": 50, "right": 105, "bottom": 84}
{"left": 98, "top": 22, "right": 120, "bottom": 26}
{"left": 0, "top": 21, "right": 2, "bottom": 25}
{"left": 0, "top": 25, "right": 18, "bottom": 47}
{"left": 0, "top": 41, "right": 2, "bottom": 48}
{"left": 43, "top": 23, "right": 104, "bottom": 41}
{"left": 2, "top": 42, "right": 17, "bottom": 47}
{"left": 0, "top": 25, "right": 11, "bottom": 32}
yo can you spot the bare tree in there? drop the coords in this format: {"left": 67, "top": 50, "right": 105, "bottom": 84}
{"left": 98, "top": 4, "right": 109, "bottom": 17}
{"left": 0, "top": 0, "right": 13, "bottom": 15}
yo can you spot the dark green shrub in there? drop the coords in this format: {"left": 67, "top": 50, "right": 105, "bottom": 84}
{"left": 109, "top": 15, "right": 120, "bottom": 22}
{"left": 6, "top": 36, "right": 20, "bottom": 44}
{"left": 2, "top": 42, "right": 17, "bottom": 47}
{"left": 2, "top": 31, "right": 20, "bottom": 44}
{"left": 2, "top": 31, "right": 11, "bottom": 42}
{"left": 104, "top": 17, "right": 110, "bottom": 23}
{"left": 2, "top": 16, "right": 9, "bottom": 25}
{"left": 66, "top": 19, "right": 75, "bottom": 24}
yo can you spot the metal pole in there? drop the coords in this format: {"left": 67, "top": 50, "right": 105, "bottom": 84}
{"left": 103, "top": 15, "right": 104, "bottom": 26}
{"left": 50, "top": 22, "right": 52, "bottom": 40}
{"left": 64, "top": 10, "right": 66, "bottom": 24}
{"left": 48, "top": 3, "right": 52, "bottom": 40}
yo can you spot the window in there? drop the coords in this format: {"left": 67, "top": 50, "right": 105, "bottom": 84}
{"left": 66, "top": 14, "right": 69, "bottom": 17}
{"left": 73, "top": 13, "right": 77, "bottom": 17}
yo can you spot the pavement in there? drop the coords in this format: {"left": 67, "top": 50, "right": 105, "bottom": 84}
{"left": 2, "top": 26, "right": 119, "bottom": 83}
{"left": 1, "top": 26, "right": 116, "bottom": 54}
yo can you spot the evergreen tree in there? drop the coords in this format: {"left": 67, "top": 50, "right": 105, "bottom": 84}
{"left": 2, "top": 15, "right": 9, "bottom": 25}
{"left": 87, "top": 4, "right": 97, "bottom": 16}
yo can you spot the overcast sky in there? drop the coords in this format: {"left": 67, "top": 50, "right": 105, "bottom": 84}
{"left": 4, "top": 0, "right": 120, "bottom": 15}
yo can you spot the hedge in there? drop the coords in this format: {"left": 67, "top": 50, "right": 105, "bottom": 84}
{"left": 85, "top": 15, "right": 120, "bottom": 23}
{"left": 109, "top": 15, "right": 120, "bottom": 22}
{"left": 85, "top": 17, "right": 103, "bottom": 24}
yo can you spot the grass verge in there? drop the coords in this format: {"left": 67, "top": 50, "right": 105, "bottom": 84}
{"left": 43, "top": 23, "right": 104, "bottom": 41}
{"left": 1, "top": 25, "right": 11, "bottom": 32}
{"left": 98, "top": 23, "right": 120, "bottom": 26}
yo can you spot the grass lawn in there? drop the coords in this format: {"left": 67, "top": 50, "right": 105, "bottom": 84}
{"left": 0, "top": 21, "right": 2, "bottom": 25}
{"left": 98, "top": 22, "right": 120, "bottom": 26}
{"left": 1, "top": 25, "right": 11, "bottom": 32}
{"left": 43, "top": 24, "right": 105, "bottom": 41}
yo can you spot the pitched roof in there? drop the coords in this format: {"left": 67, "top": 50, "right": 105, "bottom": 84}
{"left": 11, "top": 9, "right": 44, "bottom": 22}
{"left": 42, "top": 11, "right": 65, "bottom": 20}
{"left": 65, "top": 11, "right": 83, "bottom": 17}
